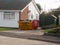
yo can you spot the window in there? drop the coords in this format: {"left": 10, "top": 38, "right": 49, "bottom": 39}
{"left": 36, "top": 14, "right": 38, "bottom": 20}
{"left": 36, "top": 15, "right": 38, "bottom": 19}
{"left": 31, "top": 15, "right": 33, "bottom": 19}
{"left": 30, "top": 13, "right": 33, "bottom": 19}
{"left": 4, "top": 12, "right": 15, "bottom": 20}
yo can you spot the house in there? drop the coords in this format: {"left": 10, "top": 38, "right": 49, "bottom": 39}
{"left": 51, "top": 7, "right": 60, "bottom": 25}
{"left": 0, "top": 0, "right": 40, "bottom": 28}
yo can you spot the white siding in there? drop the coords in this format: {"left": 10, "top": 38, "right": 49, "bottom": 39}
{"left": 28, "top": 1, "right": 39, "bottom": 20}
{"left": 0, "top": 11, "right": 19, "bottom": 28}
{"left": 59, "top": 15, "right": 60, "bottom": 25}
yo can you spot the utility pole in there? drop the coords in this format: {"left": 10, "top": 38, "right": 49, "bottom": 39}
{"left": 43, "top": 0, "right": 46, "bottom": 11}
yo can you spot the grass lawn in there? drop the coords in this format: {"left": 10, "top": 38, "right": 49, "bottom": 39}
{"left": 0, "top": 27, "right": 17, "bottom": 31}
{"left": 43, "top": 29, "right": 55, "bottom": 33}
{"left": 43, "top": 28, "right": 60, "bottom": 34}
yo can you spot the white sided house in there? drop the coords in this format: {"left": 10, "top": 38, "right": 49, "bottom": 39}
{"left": 0, "top": 0, "right": 40, "bottom": 28}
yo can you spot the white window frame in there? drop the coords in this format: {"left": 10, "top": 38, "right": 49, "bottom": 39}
{"left": 4, "top": 12, "right": 15, "bottom": 20}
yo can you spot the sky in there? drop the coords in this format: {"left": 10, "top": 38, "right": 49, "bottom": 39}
{"left": 35, "top": 0, "right": 60, "bottom": 11}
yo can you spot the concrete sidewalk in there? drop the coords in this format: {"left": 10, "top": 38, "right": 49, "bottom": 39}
{"left": 0, "top": 30, "right": 60, "bottom": 44}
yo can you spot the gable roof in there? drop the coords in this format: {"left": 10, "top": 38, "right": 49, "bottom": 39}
{"left": 0, "top": 0, "right": 32, "bottom": 10}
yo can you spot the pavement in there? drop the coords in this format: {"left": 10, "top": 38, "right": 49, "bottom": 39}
{"left": 0, "top": 30, "right": 60, "bottom": 45}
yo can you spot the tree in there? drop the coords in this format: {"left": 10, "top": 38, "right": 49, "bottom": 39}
{"left": 36, "top": 3, "right": 42, "bottom": 11}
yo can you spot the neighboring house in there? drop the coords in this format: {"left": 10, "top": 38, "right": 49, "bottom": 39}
{"left": 0, "top": 0, "right": 40, "bottom": 28}
{"left": 51, "top": 7, "right": 60, "bottom": 25}
{"left": 58, "top": 15, "right": 60, "bottom": 25}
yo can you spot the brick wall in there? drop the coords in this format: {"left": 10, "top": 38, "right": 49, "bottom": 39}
{"left": 19, "top": 6, "right": 29, "bottom": 20}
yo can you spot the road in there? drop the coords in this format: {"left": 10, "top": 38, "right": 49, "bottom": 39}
{"left": 0, "top": 31, "right": 60, "bottom": 45}
{"left": 0, "top": 35, "right": 60, "bottom": 45}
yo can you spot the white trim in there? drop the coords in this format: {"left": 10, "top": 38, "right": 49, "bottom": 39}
{"left": 32, "top": 0, "right": 40, "bottom": 14}
{"left": 0, "top": 10, "right": 21, "bottom": 12}
{"left": 51, "top": 14, "right": 57, "bottom": 19}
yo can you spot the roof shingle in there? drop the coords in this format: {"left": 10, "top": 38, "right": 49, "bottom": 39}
{"left": 0, "top": 0, "right": 32, "bottom": 10}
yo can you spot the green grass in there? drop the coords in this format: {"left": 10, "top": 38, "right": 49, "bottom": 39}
{"left": 43, "top": 28, "right": 60, "bottom": 34}
{"left": 43, "top": 29, "right": 54, "bottom": 32}
{"left": 0, "top": 27, "right": 17, "bottom": 31}
{"left": 43, "top": 28, "right": 57, "bottom": 33}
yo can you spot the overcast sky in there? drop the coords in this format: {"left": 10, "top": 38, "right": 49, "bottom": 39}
{"left": 35, "top": 0, "right": 60, "bottom": 11}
